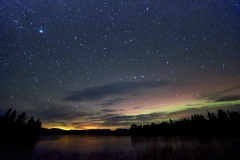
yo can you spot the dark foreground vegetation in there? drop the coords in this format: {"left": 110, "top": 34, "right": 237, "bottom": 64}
{"left": 0, "top": 108, "right": 42, "bottom": 138}
{"left": 130, "top": 109, "right": 240, "bottom": 136}
{"left": 0, "top": 108, "right": 42, "bottom": 150}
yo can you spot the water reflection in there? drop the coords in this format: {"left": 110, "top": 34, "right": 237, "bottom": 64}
{"left": 34, "top": 135, "right": 220, "bottom": 153}
{"left": 35, "top": 135, "right": 133, "bottom": 153}
{"left": 1, "top": 135, "right": 240, "bottom": 160}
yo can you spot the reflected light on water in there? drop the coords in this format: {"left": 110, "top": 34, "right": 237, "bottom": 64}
{"left": 35, "top": 135, "right": 133, "bottom": 153}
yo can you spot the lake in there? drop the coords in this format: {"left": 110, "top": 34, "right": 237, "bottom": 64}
{"left": 34, "top": 135, "right": 220, "bottom": 153}
{"left": 1, "top": 135, "right": 240, "bottom": 160}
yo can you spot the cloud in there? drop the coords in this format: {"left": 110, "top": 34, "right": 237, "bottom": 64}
{"left": 186, "top": 104, "right": 204, "bottom": 107}
{"left": 36, "top": 103, "right": 95, "bottom": 121}
{"left": 134, "top": 106, "right": 141, "bottom": 109}
{"left": 198, "top": 85, "right": 240, "bottom": 101}
{"left": 100, "top": 112, "right": 167, "bottom": 127}
{"left": 64, "top": 81, "right": 167, "bottom": 102}
{"left": 100, "top": 109, "right": 124, "bottom": 113}
{"left": 99, "top": 98, "right": 126, "bottom": 107}
{"left": 214, "top": 96, "right": 240, "bottom": 102}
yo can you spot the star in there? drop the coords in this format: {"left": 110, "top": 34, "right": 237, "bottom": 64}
{"left": 39, "top": 29, "right": 44, "bottom": 34}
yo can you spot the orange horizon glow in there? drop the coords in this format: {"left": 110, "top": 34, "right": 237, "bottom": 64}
{"left": 43, "top": 125, "right": 121, "bottom": 131}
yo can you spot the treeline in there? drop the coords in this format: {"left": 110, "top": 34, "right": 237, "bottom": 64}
{"left": 0, "top": 108, "right": 42, "bottom": 140}
{"left": 130, "top": 109, "right": 240, "bottom": 136}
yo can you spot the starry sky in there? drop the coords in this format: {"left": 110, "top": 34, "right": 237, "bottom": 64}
{"left": 1, "top": 0, "right": 240, "bottom": 130}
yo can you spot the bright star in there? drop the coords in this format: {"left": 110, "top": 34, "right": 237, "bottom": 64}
{"left": 39, "top": 29, "right": 44, "bottom": 33}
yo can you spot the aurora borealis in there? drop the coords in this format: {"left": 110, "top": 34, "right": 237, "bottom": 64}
{"left": 1, "top": 0, "right": 240, "bottom": 130}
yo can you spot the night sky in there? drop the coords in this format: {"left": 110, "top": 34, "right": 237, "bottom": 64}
{"left": 1, "top": 0, "right": 240, "bottom": 130}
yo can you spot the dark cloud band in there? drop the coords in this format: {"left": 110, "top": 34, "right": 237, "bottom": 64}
{"left": 64, "top": 81, "right": 167, "bottom": 101}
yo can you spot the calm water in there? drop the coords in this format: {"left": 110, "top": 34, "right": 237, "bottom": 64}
{"left": 34, "top": 135, "right": 212, "bottom": 154}
{"left": 1, "top": 135, "right": 240, "bottom": 160}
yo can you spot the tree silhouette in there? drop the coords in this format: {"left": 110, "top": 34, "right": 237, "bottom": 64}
{"left": 218, "top": 109, "right": 228, "bottom": 121}
{"left": 4, "top": 108, "right": 13, "bottom": 118}
{"left": 129, "top": 109, "right": 240, "bottom": 136}
{"left": 16, "top": 112, "right": 27, "bottom": 125}
{"left": 0, "top": 108, "right": 42, "bottom": 140}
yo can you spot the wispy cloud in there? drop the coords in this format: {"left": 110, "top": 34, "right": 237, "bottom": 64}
{"left": 99, "top": 97, "right": 127, "bottom": 107}
{"left": 100, "top": 112, "right": 167, "bottom": 127}
{"left": 134, "top": 106, "right": 141, "bottom": 109}
{"left": 36, "top": 103, "right": 95, "bottom": 121}
{"left": 214, "top": 96, "right": 240, "bottom": 102}
{"left": 198, "top": 85, "right": 240, "bottom": 102}
{"left": 100, "top": 109, "right": 124, "bottom": 113}
{"left": 64, "top": 81, "right": 167, "bottom": 102}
